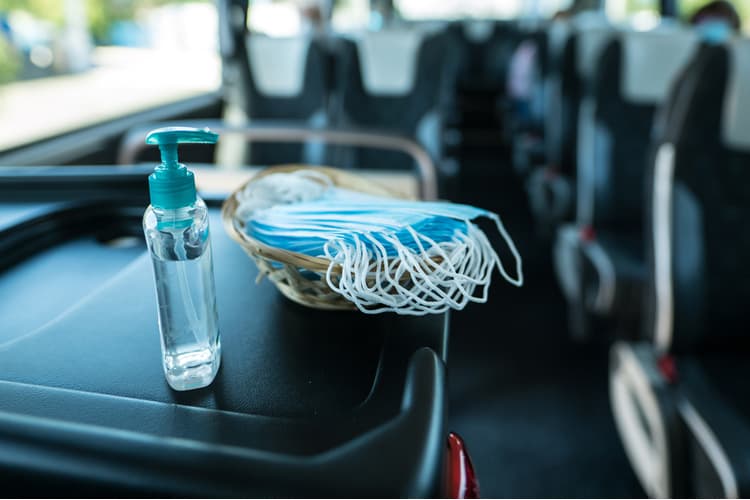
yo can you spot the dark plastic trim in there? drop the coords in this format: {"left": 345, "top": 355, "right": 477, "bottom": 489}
{"left": 0, "top": 348, "right": 446, "bottom": 497}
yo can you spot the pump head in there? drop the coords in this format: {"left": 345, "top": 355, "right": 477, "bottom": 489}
{"left": 145, "top": 127, "right": 219, "bottom": 209}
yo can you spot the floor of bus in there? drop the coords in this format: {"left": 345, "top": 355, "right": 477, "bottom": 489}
{"left": 448, "top": 140, "right": 645, "bottom": 498}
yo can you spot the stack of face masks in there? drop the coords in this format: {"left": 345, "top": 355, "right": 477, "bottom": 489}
{"left": 234, "top": 170, "right": 523, "bottom": 315}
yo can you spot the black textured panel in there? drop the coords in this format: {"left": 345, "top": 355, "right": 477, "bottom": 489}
{"left": 0, "top": 207, "right": 403, "bottom": 418}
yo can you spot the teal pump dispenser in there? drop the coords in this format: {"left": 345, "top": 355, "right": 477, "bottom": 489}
{"left": 142, "top": 126, "right": 221, "bottom": 391}
{"left": 146, "top": 127, "right": 218, "bottom": 210}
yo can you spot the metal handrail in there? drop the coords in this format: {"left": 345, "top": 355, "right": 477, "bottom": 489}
{"left": 117, "top": 119, "right": 438, "bottom": 200}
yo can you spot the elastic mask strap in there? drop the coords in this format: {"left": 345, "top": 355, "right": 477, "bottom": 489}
{"left": 486, "top": 213, "right": 524, "bottom": 287}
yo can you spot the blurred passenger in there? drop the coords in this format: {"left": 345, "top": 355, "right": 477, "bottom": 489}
{"left": 552, "top": 8, "right": 572, "bottom": 21}
{"left": 690, "top": 0, "right": 741, "bottom": 43}
{"left": 507, "top": 39, "right": 537, "bottom": 122}
{"left": 690, "top": 0, "right": 741, "bottom": 32}
{"left": 368, "top": 0, "right": 401, "bottom": 31}
{"left": 298, "top": 0, "right": 329, "bottom": 36}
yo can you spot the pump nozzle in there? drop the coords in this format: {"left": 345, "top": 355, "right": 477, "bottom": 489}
{"left": 145, "top": 127, "right": 219, "bottom": 209}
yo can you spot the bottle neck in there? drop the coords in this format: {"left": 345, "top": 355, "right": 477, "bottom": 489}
{"left": 152, "top": 197, "right": 204, "bottom": 230}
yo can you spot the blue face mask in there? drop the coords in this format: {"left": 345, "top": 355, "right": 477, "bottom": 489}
{"left": 248, "top": 206, "right": 471, "bottom": 257}
{"left": 696, "top": 19, "right": 732, "bottom": 44}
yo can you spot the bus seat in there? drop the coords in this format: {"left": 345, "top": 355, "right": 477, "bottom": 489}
{"left": 555, "top": 25, "right": 697, "bottom": 340}
{"left": 506, "top": 25, "right": 550, "bottom": 176}
{"left": 611, "top": 39, "right": 750, "bottom": 499}
{"left": 528, "top": 13, "right": 614, "bottom": 235}
{"left": 237, "top": 34, "right": 330, "bottom": 165}
{"left": 448, "top": 20, "right": 520, "bottom": 90}
{"left": 331, "top": 28, "right": 460, "bottom": 190}
{"left": 218, "top": 0, "right": 331, "bottom": 168}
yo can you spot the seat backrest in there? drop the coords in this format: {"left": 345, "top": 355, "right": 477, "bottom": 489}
{"left": 336, "top": 28, "right": 456, "bottom": 123}
{"left": 579, "top": 25, "right": 698, "bottom": 234}
{"left": 646, "top": 40, "right": 750, "bottom": 353}
{"left": 572, "top": 23, "right": 618, "bottom": 193}
{"left": 544, "top": 12, "right": 613, "bottom": 176}
{"left": 332, "top": 28, "right": 459, "bottom": 170}
{"left": 232, "top": 34, "right": 330, "bottom": 165}
{"left": 445, "top": 20, "right": 520, "bottom": 87}
{"left": 542, "top": 19, "right": 571, "bottom": 165}
{"left": 241, "top": 34, "right": 329, "bottom": 118}
{"left": 354, "top": 29, "right": 424, "bottom": 96}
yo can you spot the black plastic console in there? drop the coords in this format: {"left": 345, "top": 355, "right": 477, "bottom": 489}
{"left": 0, "top": 166, "right": 449, "bottom": 497}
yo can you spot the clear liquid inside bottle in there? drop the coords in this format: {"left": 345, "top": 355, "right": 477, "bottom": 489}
{"left": 144, "top": 199, "right": 221, "bottom": 391}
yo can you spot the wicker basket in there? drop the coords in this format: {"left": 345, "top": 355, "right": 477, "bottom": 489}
{"left": 221, "top": 165, "right": 412, "bottom": 310}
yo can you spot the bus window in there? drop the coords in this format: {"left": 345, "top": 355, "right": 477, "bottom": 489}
{"left": 605, "top": 0, "right": 660, "bottom": 28}
{"left": 393, "top": 0, "right": 524, "bottom": 21}
{"left": 0, "top": 0, "right": 220, "bottom": 153}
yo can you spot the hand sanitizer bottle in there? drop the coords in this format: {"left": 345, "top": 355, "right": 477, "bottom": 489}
{"left": 142, "top": 127, "right": 221, "bottom": 391}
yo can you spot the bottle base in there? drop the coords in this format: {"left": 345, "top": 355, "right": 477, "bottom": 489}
{"left": 163, "top": 344, "right": 221, "bottom": 391}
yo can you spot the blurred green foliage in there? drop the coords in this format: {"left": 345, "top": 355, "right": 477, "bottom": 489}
{"left": 0, "top": 37, "right": 20, "bottom": 85}
{"left": 0, "top": 0, "right": 209, "bottom": 43}
{"left": 0, "top": 0, "right": 65, "bottom": 24}
{"left": 622, "top": 0, "right": 659, "bottom": 13}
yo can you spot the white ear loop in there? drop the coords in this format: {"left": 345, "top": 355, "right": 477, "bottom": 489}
{"left": 487, "top": 213, "right": 524, "bottom": 287}
{"left": 321, "top": 218, "right": 519, "bottom": 316}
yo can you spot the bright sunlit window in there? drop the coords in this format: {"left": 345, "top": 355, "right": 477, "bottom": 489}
{"left": 0, "top": 0, "right": 220, "bottom": 152}
{"left": 605, "top": 0, "right": 660, "bottom": 25}
{"left": 394, "top": 0, "right": 524, "bottom": 20}
{"left": 247, "top": 0, "right": 303, "bottom": 36}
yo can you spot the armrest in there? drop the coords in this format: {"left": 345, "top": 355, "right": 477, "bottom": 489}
{"left": 553, "top": 223, "right": 583, "bottom": 303}
{"left": 526, "top": 168, "right": 574, "bottom": 225}
{"left": 678, "top": 355, "right": 750, "bottom": 498}
{"left": 580, "top": 230, "right": 647, "bottom": 317}
{"left": 610, "top": 342, "right": 688, "bottom": 498}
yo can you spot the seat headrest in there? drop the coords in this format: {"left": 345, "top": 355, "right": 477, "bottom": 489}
{"left": 247, "top": 35, "right": 311, "bottom": 97}
{"left": 517, "top": 18, "right": 548, "bottom": 34}
{"left": 576, "top": 26, "right": 616, "bottom": 79}
{"left": 571, "top": 10, "right": 610, "bottom": 31}
{"left": 722, "top": 39, "right": 750, "bottom": 151}
{"left": 355, "top": 29, "right": 424, "bottom": 96}
{"left": 547, "top": 19, "right": 571, "bottom": 60}
{"left": 463, "top": 20, "right": 495, "bottom": 43}
{"left": 621, "top": 27, "right": 698, "bottom": 104}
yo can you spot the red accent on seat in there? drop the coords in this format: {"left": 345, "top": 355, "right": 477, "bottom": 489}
{"left": 657, "top": 354, "right": 678, "bottom": 384}
{"left": 580, "top": 225, "right": 596, "bottom": 242}
{"left": 445, "top": 432, "right": 480, "bottom": 499}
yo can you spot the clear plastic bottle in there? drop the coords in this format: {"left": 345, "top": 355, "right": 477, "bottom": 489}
{"left": 144, "top": 198, "right": 221, "bottom": 391}
{"left": 142, "top": 127, "right": 221, "bottom": 391}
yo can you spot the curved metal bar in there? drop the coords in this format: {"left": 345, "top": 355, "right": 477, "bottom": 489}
{"left": 117, "top": 119, "right": 438, "bottom": 200}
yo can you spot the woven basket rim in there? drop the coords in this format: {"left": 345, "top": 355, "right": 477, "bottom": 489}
{"left": 221, "top": 164, "right": 409, "bottom": 275}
